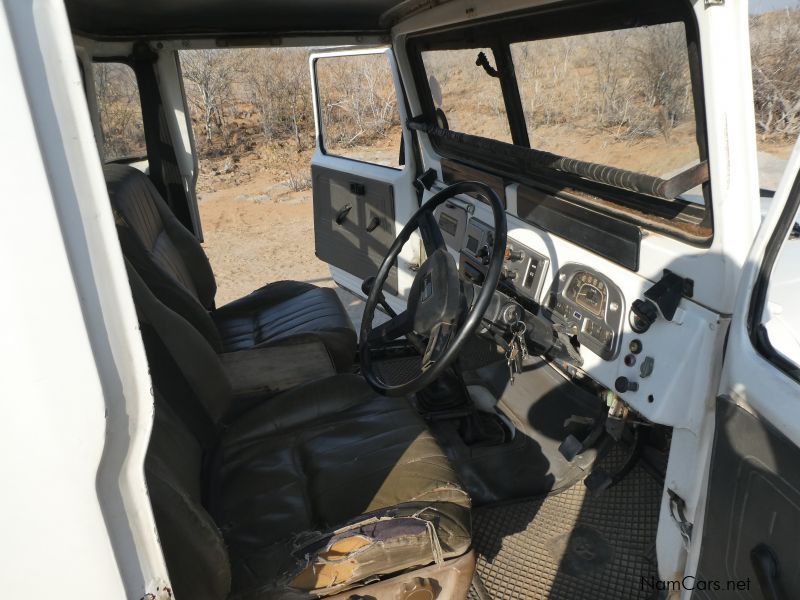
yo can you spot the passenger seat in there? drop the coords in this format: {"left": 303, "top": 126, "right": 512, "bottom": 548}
{"left": 104, "top": 164, "right": 356, "bottom": 371}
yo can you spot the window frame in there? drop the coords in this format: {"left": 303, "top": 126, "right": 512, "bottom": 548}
{"left": 406, "top": 0, "right": 713, "bottom": 248}
{"left": 312, "top": 50, "right": 405, "bottom": 171}
{"left": 750, "top": 174, "right": 800, "bottom": 383}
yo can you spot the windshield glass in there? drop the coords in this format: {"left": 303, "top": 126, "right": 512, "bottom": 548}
{"left": 511, "top": 22, "right": 701, "bottom": 186}
{"left": 421, "top": 47, "right": 513, "bottom": 144}
{"left": 416, "top": 18, "right": 707, "bottom": 209}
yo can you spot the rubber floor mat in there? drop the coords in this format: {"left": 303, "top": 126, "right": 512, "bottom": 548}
{"left": 468, "top": 450, "right": 661, "bottom": 599}
{"left": 373, "top": 356, "right": 422, "bottom": 386}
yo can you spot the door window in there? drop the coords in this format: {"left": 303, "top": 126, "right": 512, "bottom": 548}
{"left": 315, "top": 53, "right": 402, "bottom": 168}
{"left": 93, "top": 62, "right": 146, "bottom": 162}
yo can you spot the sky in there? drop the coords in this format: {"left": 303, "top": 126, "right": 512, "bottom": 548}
{"left": 750, "top": 0, "right": 800, "bottom": 14}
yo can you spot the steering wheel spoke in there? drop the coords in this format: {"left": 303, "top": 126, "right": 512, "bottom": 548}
{"left": 421, "top": 322, "right": 455, "bottom": 371}
{"left": 418, "top": 210, "right": 447, "bottom": 255}
{"left": 367, "top": 311, "right": 413, "bottom": 344}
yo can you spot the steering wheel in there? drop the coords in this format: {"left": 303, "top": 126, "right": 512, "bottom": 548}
{"left": 360, "top": 181, "right": 507, "bottom": 396}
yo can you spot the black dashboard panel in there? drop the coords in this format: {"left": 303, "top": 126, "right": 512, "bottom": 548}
{"left": 517, "top": 185, "right": 641, "bottom": 271}
{"left": 543, "top": 264, "right": 625, "bottom": 360}
{"left": 441, "top": 159, "right": 507, "bottom": 208}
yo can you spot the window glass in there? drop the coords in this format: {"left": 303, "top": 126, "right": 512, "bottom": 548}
{"left": 316, "top": 53, "right": 402, "bottom": 167}
{"left": 93, "top": 62, "right": 146, "bottom": 162}
{"left": 421, "top": 48, "right": 513, "bottom": 144}
{"left": 750, "top": 2, "right": 800, "bottom": 195}
{"left": 511, "top": 22, "right": 701, "bottom": 186}
{"left": 762, "top": 206, "right": 800, "bottom": 370}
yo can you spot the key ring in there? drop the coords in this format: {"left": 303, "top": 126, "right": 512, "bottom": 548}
{"left": 511, "top": 320, "right": 527, "bottom": 336}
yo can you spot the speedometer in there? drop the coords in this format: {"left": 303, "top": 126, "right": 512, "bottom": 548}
{"left": 566, "top": 272, "right": 607, "bottom": 317}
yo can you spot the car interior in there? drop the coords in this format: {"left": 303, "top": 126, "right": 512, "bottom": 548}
{"left": 63, "top": 0, "right": 761, "bottom": 599}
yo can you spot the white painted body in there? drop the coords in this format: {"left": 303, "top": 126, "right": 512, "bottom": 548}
{"left": 2, "top": 0, "right": 799, "bottom": 598}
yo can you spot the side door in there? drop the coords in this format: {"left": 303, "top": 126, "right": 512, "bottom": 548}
{"left": 310, "top": 47, "right": 418, "bottom": 308}
{"left": 692, "top": 144, "right": 800, "bottom": 598}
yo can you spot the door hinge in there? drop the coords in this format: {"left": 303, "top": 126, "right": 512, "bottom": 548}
{"left": 667, "top": 489, "right": 693, "bottom": 546}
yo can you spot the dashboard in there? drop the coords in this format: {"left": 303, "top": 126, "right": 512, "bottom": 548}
{"left": 435, "top": 201, "right": 624, "bottom": 362}
{"left": 427, "top": 168, "right": 727, "bottom": 468}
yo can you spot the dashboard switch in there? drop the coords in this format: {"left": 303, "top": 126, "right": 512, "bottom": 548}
{"left": 629, "top": 339, "right": 643, "bottom": 354}
{"left": 614, "top": 376, "right": 639, "bottom": 394}
{"left": 640, "top": 356, "right": 655, "bottom": 378}
{"left": 502, "top": 268, "right": 518, "bottom": 281}
{"left": 624, "top": 354, "right": 637, "bottom": 367}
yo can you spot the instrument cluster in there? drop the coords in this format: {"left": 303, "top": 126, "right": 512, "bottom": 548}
{"left": 544, "top": 264, "right": 625, "bottom": 361}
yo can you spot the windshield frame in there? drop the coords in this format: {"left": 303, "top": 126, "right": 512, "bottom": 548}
{"left": 406, "top": 0, "right": 713, "bottom": 247}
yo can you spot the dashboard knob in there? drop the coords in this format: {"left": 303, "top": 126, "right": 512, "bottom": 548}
{"left": 629, "top": 299, "right": 658, "bottom": 334}
{"left": 477, "top": 245, "right": 491, "bottom": 265}
{"left": 614, "top": 376, "right": 639, "bottom": 393}
{"left": 505, "top": 248, "right": 524, "bottom": 261}
{"left": 502, "top": 268, "right": 517, "bottom": 281}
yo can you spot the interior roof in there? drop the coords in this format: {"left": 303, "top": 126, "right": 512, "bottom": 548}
{"left": 65, "top": 0, "right": 408, "bottom": 39}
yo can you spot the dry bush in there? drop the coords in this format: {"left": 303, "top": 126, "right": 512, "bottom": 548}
{"left": 94, "top": 63, "right": 146, "bottom": 160}
{"left": 317, "top": 54, "right": 399, "bottom": 149}
{"left": 751, "top": 9, "right": 800, "bottom": 140}
{"left": 181, "top": 49, "right": 241, "bottom": 150}
{"left": 241, "top": 48, "right": 313, "bottom": 151}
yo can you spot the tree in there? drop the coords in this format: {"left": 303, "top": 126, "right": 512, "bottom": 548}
{"left": 180, "top": 49, "right": 240, "bottom": 148}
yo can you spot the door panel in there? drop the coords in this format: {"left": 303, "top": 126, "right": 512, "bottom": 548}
{"left": 694, "top": 397, "right": 800, "bottom": 598}
{"left": 312, "top": 165, "right": 398, "bottom": 294}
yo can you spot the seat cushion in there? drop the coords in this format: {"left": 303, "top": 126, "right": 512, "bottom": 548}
{"left": 207, "top": 375, "right": 472, "bottom": 598}
{"left": 213, "top": 281, "right": 357, "bottom": 371}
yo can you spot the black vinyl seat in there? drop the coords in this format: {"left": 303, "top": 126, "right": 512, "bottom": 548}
{"left": 104, "top": 163, "right": 356, "bottom": 371}
{"left": 126, "top": 261, "right": 474, "bottom": 599}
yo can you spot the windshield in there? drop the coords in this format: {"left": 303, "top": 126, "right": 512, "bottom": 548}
{"left": 420, "top": 12, "right": 708, "bottom": 225}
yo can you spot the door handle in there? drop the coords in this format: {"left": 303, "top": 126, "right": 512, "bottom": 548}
{"left": 335, "top": 204, "right": 352, "bottom": 225}
{"left": 366, "top": 216, "right": 380, "bottom": 232}
{"left": 751, "top": 544, "right": 786, "bottom": 600}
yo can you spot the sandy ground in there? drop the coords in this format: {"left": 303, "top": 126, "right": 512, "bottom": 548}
{"left": 198, "top": 167, "right": 377, "bottom": 329}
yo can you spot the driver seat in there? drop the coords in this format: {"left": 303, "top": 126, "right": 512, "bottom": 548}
{"left": 104, "top": 163, "right": 356, "bottom": 371}
{"left": 126, "top": 261, "right": 475, "bottom": 599}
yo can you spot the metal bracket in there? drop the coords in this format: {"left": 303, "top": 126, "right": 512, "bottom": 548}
{"left": 704, "top": 0, "right": 724, "bottom": 6}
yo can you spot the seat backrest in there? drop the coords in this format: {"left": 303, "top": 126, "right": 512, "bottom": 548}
{"left": 105, "top": 164, "right": 223, "bottom": 350}
{"left": 124, "top": 259, "right": 232, "bottom": 599}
